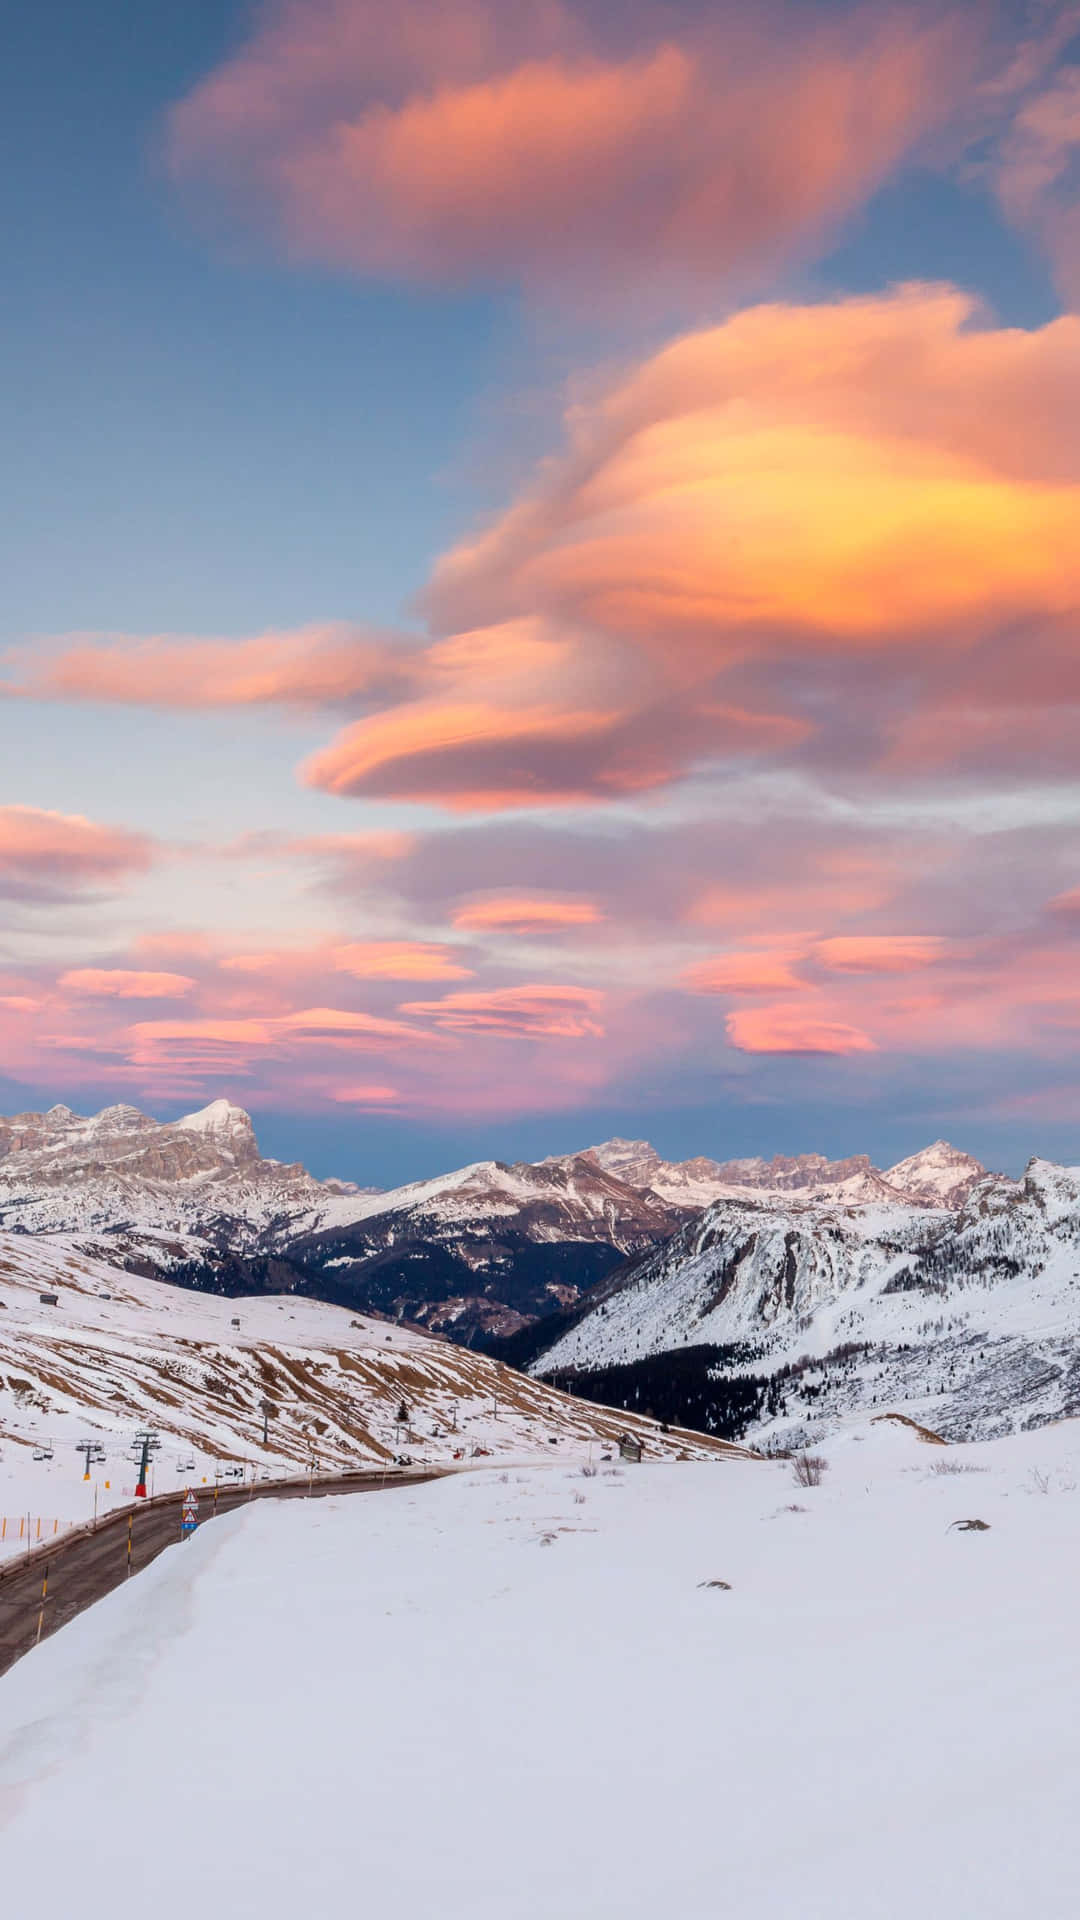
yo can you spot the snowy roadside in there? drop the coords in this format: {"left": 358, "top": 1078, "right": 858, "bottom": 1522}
{"left": 1, "top": 1420, "right": 1079, "bottom": 1917}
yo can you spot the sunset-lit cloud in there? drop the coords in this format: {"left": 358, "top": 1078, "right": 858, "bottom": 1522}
{"left": 814, "top": 936, "right": 951, "bottom": 974}
{"left": 993, "top": 64, "right": 1080, "bottom": 304}
{"left": 20, "top": 292, "right": 1078, "bottom": 825}
{"left": 332, "top": 942, "right": 473, "bottom": 981}
{"left": 451, "top": 896, "right": 603, "bottom": 934}
{"left": 398, "top": 983, "right": 604, "bottom": 1038}
{"left": 166, "top": 0, "right": 967, "bottom": 297}
{"left": 59, "top": 969, "right": 198, "bottom": 999}
{"left": 726, "top": 1006, "right": 877, "bottom": 1056}
{"left": 431, "top": 286, "right": 1080, "bottom": 660}
{"left": 683, "top": 953, "right": 808, "bottom": 995}
{"left": 221, "top": 941, "right": 472, "bottom": 983}
{"left": 331, "top": 1084, "right": 401, "bottom": 1106}
{"left": 0, "top": 806, "right": 153, "bottom": 902}
{"left": 293, "top": 286, "right": 1080, "bottom": 811}
{"left": 6, "top": 624, "right": 412, "bottom": 710}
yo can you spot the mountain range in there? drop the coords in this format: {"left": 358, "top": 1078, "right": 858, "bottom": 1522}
{"left": 0, "top": 1099, "right": 988, "bottom": 1341}
{"left": 529, "top": 1151, "right": 1080, "bottom": 1444}
{"left": 5, "top": 1094, "right": 1080, "bottom": 1445}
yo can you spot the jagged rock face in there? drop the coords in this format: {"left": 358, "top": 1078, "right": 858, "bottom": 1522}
{"left": 533, "top": 1158, "right": 1080, "bottom": 1444}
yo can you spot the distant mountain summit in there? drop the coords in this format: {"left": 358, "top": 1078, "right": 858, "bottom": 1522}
{"left": 559, "top": 1136, "right": 988, "bottom": 1211}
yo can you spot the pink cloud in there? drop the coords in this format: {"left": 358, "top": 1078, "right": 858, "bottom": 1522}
{"left": 332, "top": 942, "right": 473, "bottom": 981}
{"left": 399, "top": 983, "right": 604, "bottom": 1038}
{"left": 330, "top": 1084, "right": 401, "bottom": 1106}
{"left": 814, "top": 936, "right": 951, "bottom": 974}
{"left": 683, "top": 952, "right": 808, "bottom": 995}
{"left": 221, "top": 941, "right": 472, "bottom": 983}
{"left": 10, "top": 625, "right": 411, "bottom": 710}
{"left": 59, "top": 969, "right": 197, "bottom": 999}
{"left": 0, "top": 806, "right": 153, "bottom": 901}
{"left": 451, "top": 896, "right": 603, "bottom": 934}
{"left": 166, "top": 0, "right": 970, "bottom": 296}
{"left": 301, "top": 617, "right": 800, "bottom": 809}
{"left": 726, "top": 1005, "right": 877, "bottom": 1055}
{"left": 992, "top": 65, "right": 1080, "bottom": 305}
{"left": 277, "top": 1005, "right": 443, "bottom": 1045}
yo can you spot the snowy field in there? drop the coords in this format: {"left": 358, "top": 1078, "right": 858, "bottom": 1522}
{"left": 2, "top": 1419, "right": 1079, "bottom": 1916}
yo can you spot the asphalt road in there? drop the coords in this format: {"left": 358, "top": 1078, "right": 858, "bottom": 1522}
{"left": 0, "top": 1467, "right": 444, "bottom": 1679}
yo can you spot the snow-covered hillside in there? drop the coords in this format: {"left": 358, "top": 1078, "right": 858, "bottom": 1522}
{"left": 0, "top": 1232, "right": 733, "bottom": 1550}
{"left": 534, "top": 1157, "right": 1080, "bottom": 1443}
{"left": 2, "top": 1419, "right": 1078, "bottom": 1918}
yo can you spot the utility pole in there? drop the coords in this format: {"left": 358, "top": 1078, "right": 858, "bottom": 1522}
{"left": 260, "top": 1398, "right": 276, "bottom": 1450}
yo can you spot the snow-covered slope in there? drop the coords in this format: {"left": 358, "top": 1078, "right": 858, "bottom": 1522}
{"left": 0, "top": 1231, "right": 736, "bottom": 1550}
{"left": 533, "top": 1157, "right": 1080, "bottom": 1443}
{"left": 3, "top": 1420, "right": 1079, "bottom": 1919}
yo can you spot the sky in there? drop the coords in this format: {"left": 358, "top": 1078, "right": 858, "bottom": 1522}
{"left": 3, "top": 0, "right": 1080, "bottom": 1184}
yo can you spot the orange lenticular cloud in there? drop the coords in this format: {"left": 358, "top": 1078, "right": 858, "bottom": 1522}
{"left": 59, "top": 969, "right": 197, "bottom": 999}
{"left": 727, "top": 1005, "right": 877, "bottom": 1055}
{"left": 399, "top": 984, "right": 604, "bottom": 1038}
{"left": 451, "top": 897, "right": 603, "bottom": 934}
{"left": 166, "top": 0, "right": 967, "bottom": 295}
{"left": 432, "top": 288, "right": 1080, "bottom": 656}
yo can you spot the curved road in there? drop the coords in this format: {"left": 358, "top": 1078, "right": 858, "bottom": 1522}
{"left": 0, "top": 1466, "right": 444, "bottom": 1679}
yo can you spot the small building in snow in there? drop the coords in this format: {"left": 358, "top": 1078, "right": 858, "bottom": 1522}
{"left": 618, "top": 1434, "right": 643, "bottom": 1463}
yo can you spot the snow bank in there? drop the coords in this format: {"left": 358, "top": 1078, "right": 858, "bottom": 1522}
{"left": 1, "top": 1423, "right": 1078, "bottom": 1916}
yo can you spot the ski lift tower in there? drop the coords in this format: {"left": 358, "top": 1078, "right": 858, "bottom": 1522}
{"left": 131, "top": 1430, "right": 161, "bottom": 1498}
{"left": 76, "top": 1439, "right": 106, "bottom": 1481}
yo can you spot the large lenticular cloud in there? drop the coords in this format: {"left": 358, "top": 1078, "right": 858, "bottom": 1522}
{"left": 299, "top": 285, "right": 1080, "bottom": 808}
{"left": 165, "top": 0, "right": 971, "bottom": 294}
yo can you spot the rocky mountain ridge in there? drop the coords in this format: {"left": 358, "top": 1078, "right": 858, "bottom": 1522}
{"left": 531, "top": 1154, "right": 1080, "bottom": 1444}
{"left": 0, "top": 1097, "right": 992, "bottom": 1345}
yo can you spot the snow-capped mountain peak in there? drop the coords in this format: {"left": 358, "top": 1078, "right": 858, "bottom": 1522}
{"left": 882, "top": 1140, "right": 988, "bottom": 1209}
{"left": 170, "top": 1099, "right": 259, "bottom": 1158}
